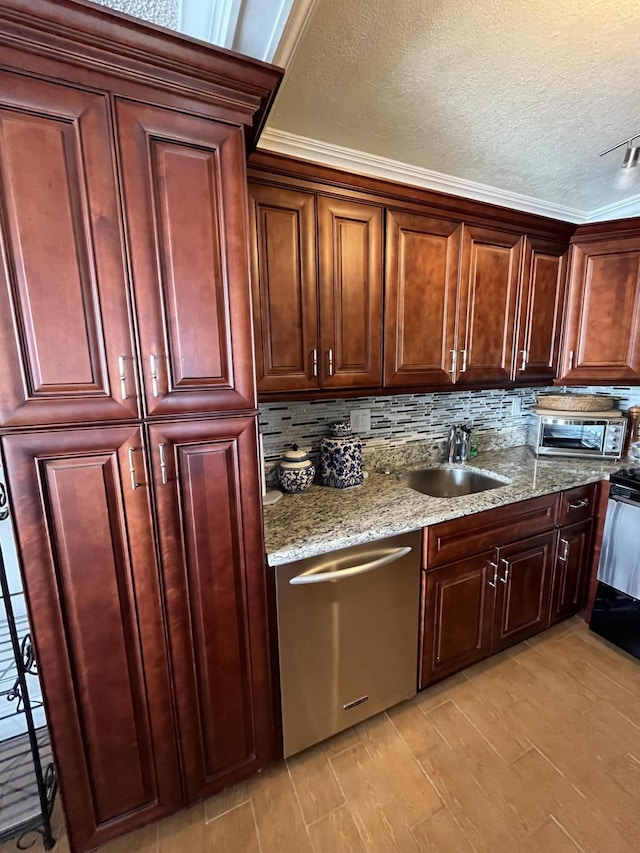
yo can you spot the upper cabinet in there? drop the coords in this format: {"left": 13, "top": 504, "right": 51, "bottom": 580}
{"left": 0, "top": 73, "right": 139, "bottom": 427}
{"left": 0, "top": 78, "right": 263, "bottom": 427}
{"left": 249, "top": 156, "right": 574, "bottom": 399}
{"left": 559, "top": 236, "right": 640, "bottom": 384}
{"left": 317, "top": 197, "right": 383, "bottom": 389}
{"left": 457, "top": 226, "right": 522, "bottom": 385}
{"left": 514, "top": 238, "right": 567, "bottom": 384}
{"left": 115, "top": 99, "right": 257, "bottom": 416}
{"left": 249, "top": 182, "right": 383, "bottom": 393}
{"left": 249, "top": 185, "right": 318, "bottom": 392}
{"left": 384, "top": 211, "right": 460, "bottom": 387}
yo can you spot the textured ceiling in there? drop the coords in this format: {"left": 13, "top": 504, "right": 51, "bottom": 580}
{"left": 266, "top": 0, "right": 640, "bottom": 216}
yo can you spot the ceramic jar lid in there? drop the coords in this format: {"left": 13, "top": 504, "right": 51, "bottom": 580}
{"left": 280, "top": 444, "right": 313, "bottom": 469}
{"left": 329, "top": 421, "right": 352, "bottom": 437}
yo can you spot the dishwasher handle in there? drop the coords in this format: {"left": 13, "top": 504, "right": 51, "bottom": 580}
{"left": 289, "top": 546, "right": 412, "bottom": 585}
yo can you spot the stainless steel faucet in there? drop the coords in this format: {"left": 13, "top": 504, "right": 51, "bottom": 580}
{"left": 447, "top": 425, "right": 470, "bottom": 463}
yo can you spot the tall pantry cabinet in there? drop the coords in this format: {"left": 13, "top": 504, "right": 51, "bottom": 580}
{"left": 0, "top": 2, "right": 283, "bottom": 851}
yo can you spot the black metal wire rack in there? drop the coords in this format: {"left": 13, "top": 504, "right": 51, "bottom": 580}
{"left": 0, "top": 477, "right": 57, "bottom": 850}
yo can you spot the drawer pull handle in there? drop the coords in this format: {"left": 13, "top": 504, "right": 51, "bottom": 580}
{"left": 487, "top": 560, "right": 498, "bottom": 588}
{"left": 450, "top": 349, "right": 457, "bottom": 376}
{"left": 311, "top": 348, "right": 318, "bottom": 377}
{"left": 500, "top": 558, "right": 510, "bottom": 584}
{"left": 460, "top": 349, "right": 468, "bottom": 373}
{"left": 568, "top": 350, "right": 575, "bottom": 371}
{"left": 568, "top": 499, "right": 589, "bottom": 510}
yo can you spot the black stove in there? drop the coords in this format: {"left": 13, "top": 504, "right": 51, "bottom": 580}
{"left": 610, "top": 467, "right": 640, "bottom": 488}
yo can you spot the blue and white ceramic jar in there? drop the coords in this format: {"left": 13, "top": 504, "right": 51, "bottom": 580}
{"left": 277, "top": 445, "right": 315, "bottom": 493}
{"left": 321, "top": 422, "right": 363, "bottom": 489}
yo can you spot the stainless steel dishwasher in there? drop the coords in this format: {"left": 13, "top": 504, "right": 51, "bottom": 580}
{"left": 275, "top": 530, "right": 421, "bottom": 757}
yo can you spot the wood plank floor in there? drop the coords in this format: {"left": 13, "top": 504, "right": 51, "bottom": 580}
{"left": 4, "top": 617, "right": 640, "bottom": 853}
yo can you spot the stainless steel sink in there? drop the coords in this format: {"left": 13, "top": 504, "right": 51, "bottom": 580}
{"left": 397, "top": 466, "right": 508, "bottom": 498}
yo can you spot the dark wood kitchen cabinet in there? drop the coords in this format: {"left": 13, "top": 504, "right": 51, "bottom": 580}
{"left": 248, "top": 185, "right": 318, "bottom": 392}
{"left": 0, "top": 2, "right": 282, "bottom": 851}
{"left": 420, "top": 488, "right": 598, "bottom": 688}
{"left": 147, "top": 417, "right": 276, "bottom": 803}
{"left": 421, "top": 529, "right": 556, "bottom": 686}
{"left": 491, "top": 530, "right": 556, "bottom": 652}
{"left": 249, "top": 183, "right": 383, "bottom": 392}
{"left": 550, "top": 518, "right": 593, "bottom": 624}
{"left": 513, "top": 238, "right": 567, "bottom": 383}
{"left": 457, "top": 225, "right": 523, "bottom": 384}
{"left": 0, "top": 72, "right": 139, "bottom": 428}
{"left": 116, "top": 100, "right": 257, "bottom": 416}
{"left": 1, "top": 426, "right": 182, "bottom": 853}
{"left": 420, "top": 552, "right": 495, "bottom": 685}
{"left": 559, "top": 236, "right": 640, "bottom": 383}
{"left": 384, "top": 211, "right": 460, "bottom": 387}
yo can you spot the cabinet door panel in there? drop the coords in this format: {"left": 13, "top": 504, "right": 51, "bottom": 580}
{"left": 551, "top": 519, "right": 593, "bottom": 624}
{"left": 515, "top": 239, "right": 567, "bottom": 383}
{"left": 420, "top": 554, "right": 494, "bottom": 687}
{"left": 493, "top": 530, "right": 556, "bottom": 652}
{"left": 1, "top": 427, "right": 181, "bottom": 852}
{"left": 561, "top": 241, "right": 640, "bottom": 382}
{"left": 148, "top": 417, "right": 275, "bottom": 802}
{"left": 248, "top": 184, "right": 318, "bottom": 391}
{"left": 0, "top": 73, "right": 138, "bottom": 426}
{"left": 318, "top": 197, "right": 383, "bottom": 388}
{"left": 116, "top": 99, "right": 255, "bottom": 415}
{"left": 458, "top": 227, "right": 522, "bottom": 383}
{"left": 384, "top": 211, "right": 460, "bottom": 386}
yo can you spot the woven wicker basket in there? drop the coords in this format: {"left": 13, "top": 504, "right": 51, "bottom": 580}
{"left": 535, "top": 394, "right": 614, "bottom": 412}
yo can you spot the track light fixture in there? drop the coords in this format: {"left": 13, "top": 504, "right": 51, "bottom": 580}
{"left": 600, "top": 134, "right": 640, "bottom": 169}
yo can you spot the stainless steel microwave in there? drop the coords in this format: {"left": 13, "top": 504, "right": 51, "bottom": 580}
{"left": 534, "top": 410, "right": 626, "bottom": 460}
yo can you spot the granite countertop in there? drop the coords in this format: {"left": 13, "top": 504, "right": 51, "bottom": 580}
{"left": 263, "top": 446, "right": 628, "bottom": 566}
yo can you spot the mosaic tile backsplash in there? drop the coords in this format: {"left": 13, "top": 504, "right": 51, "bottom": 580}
{"left": 259, "top": 386, "right": 640, "bottom": 474}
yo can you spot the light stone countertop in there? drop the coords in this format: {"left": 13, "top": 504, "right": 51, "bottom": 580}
{"left": 263, "top": 445, "right": 630, "bottom": 566}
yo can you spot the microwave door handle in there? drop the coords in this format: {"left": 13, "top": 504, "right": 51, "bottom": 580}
{"left": 289, "top": 546, "right": 411, "bottom": 585}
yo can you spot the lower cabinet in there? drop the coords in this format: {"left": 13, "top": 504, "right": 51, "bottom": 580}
{"left": 420, "top": 552, "right": 494, "bottom": 685}
{"left": 420, "top": 490, "right": 596, "bottom": 689}
{"left": 1, "top": 417, "right": 275, "bottom": 851}
{"left": 420, "top": 530, "right": 556, "bottom": 686}
{"left": 491, "top": 531, "right": 556, "bottom": 652}
{"left": 550, "top": 519, "right": 593, "bottom": 624}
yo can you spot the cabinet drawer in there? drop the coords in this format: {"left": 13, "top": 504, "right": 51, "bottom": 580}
{"left": 558, "top": 483, "right": 598, "bottom": 526}
{"left": 424, "top": 493, "right": 559, "bottom": 568}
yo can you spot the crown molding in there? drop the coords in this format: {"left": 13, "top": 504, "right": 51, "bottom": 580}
{"left": 586, "top": 193, "right": 640, "bottom": 223}
{"left": 258, "top": 128, "right": 596, "bottom": 223}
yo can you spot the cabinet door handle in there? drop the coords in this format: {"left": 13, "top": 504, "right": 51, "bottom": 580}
{"left": 449, "top": 349, "right": 457, "bottom": 377}
{"left": 127, "top": 447, "right": 140, "bottom": 491}
{"left": 520, "top": 349, "right": 528, "bottom": 372}
{"left": 568, "top": 498, "right": 589, "bottom": 510}
{"left": 460, "top": 349, "right": 468, "bottom": 373}
{"left": 568, "top": 350, "right": 574, "bottom": 371}
{"left": 558, "top": 539, "right": 569, "bottom": 562}
{"left": 158, "top": 443, "right": 168, "bottom": 485}
{"left": 327, "top": 348, "right": 334, "bottom": 377}
{"left": 487, "top": 560, "right": 499, "bottom": 588}
{"left": 118, "top": 355, "right": 129, "bottom": 401}
{"left": 0, "top": 483, "right": 8, "bottom": 522}
{"left": 311, "top": 348, "right": 318, "bottom": 377}
{"left": 500, "top": 558, "right": 510, "bottom": 584}
{"left": 149, "top": 353, "right": 161, "bottom": 397}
